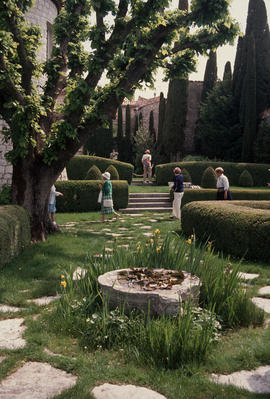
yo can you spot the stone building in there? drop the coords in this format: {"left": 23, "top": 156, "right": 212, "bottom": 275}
{"left": 0, "top": 0, "right": 58, "bottom": 190}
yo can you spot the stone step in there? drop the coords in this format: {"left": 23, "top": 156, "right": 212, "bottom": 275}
{"left": 129, "top": 193, "right": 170, "bottom": 198}
{"left": 120, "top": 207, "right": 172, "bottom": 213}
{"left": 128, "top": 202, "right": 172, "bottom": 208}
{"left": 129, "top": 197, "right": 171, "bottom": 203}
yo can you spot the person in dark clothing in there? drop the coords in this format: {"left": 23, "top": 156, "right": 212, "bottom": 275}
{"left": 171, "top": 167, "right": 184, "bottom": 219}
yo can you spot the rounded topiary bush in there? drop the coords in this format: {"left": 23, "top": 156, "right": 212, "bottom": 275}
{"left": 239, "top": 169, "right": 254, "bottom": 187}
{"left": 182, "top": 168, "right": 192, "bottom": 183}
{"left": 106, "top": 165, "right": 119, "bottom": 180}
{"left": 201, "top": 167, "right": 217, "bottom": 188}
{"left": 85, "top": 165, "right": 103, "bottom": 180}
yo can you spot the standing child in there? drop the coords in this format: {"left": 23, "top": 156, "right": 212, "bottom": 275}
{"left": 49, "top": 184, "right": 63, "bottom": 225}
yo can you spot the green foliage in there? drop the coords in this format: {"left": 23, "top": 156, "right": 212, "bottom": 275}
{"left": 254, "top": 120, "right": 270, "bottom": 163}
{"left": 181, "top": 168, "right": 192, "bottom": 183}
{"left": 85, "top": 165, "right": 103, "bottom": 180}
{"left": 83, "top": 127, "right": 114, "bottom": 158}
{"left": 105, "top": 164, "right": 119, "bottom": 180}
{"left": 201, "top": 167, "right": 217, "bottom": 188}
{"left": 182, "top": 200, "right": 270, "bottom": 262}
{"left": 149, "top": 110, "right": 156, "bottom": 141}
{"left": 67, "top": 155, "right": 134, "bottom": 184}
{"left": 55, "top": 180, "right": 128, "bottom": 212}
{"left": 238, "top": 170, "right": 254, "bottom": 187}
{"left": 0, "top": 184, "right": 12, "bottom": 205}
{"left": 0, "top": 205, "right": 31, "bottom": 268}
{"left": 155, "top": 161, "right": 270, "bottom": 186}
{"left": 117, "top": 106, "right": 123, "bottom": 139}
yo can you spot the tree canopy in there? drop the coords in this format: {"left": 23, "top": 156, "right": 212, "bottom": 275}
{"left": 0, "top": 0, "right": 239, "bottom": 239}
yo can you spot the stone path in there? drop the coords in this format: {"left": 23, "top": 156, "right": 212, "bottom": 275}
{"left": 210, "top": 365, "right": 270, "bottom": 394}
{"left": 27, "top": 295, "right": 61, "bottom": 306}
{"left": 0, "top": 318, "right": 26, "bottom": 350}
{"left": 252, "top": 297, "right": 270, "bottom": 313}
{"left": 92, "top": 383, "right": 167, "bottom": 399}
{"left": 0, "top": 362, "right": 77, "bottom": 399}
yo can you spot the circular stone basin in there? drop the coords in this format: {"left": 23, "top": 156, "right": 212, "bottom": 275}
{"left": 98, "top": 268, "right": 201, "bottom": 315}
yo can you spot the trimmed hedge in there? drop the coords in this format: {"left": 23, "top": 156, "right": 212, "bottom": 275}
{"left": 155, "top": 161, "right": 270, "bottom": 186}
{"left": 169, "top": 188, "right": 270, "bottom": 205}
{"left": 66, "top": 155, "right": 134, "bottom": 184}
{"left": 0, "top": 205, "right": 31, "bottom": 268}
{"left": 55, "top": 180, "right": 128, "bottom": 212}
{"left": 181, "top": 200, "right": 270, "bottom": 262}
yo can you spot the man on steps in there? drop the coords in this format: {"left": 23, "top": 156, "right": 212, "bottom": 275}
{"left": 141, "top": 149, "right": 152, "bottom": 184}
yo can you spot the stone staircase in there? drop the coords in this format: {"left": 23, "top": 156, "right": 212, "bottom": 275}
{"left": 120, "top": 193, "right": 172, "bottom": 214}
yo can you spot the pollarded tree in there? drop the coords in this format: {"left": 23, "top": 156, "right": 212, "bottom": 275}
{"left": 0, "top": 0, "right": 239, "bottom": 240}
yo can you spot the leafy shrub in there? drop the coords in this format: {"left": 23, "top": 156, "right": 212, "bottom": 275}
{"left": 182, "top": 200, "right": 270, "bottom": 262}
{"left": 67, "top": 155, "right": 134, "bottom": 184}
{"left": 201, "top": 167, "right": 217, "bottom": 188}
{"left": 0, "top": 205, "right": 31, "bottom": 268}
{"left": 239, "top": 169, "right": 254, "bottom": 187}
{"left": 182, "top": 168, "right": 192, "bottom": 183}
{"left": 55, "top": 180, "right": 128, "bottom": 212}
{"left": 155, "top": 161, "right": 270, "bottom": 186}
{"left": 106, "top": 165, "right": 119, "bottom": 180}
{"left": 0, "top": 184, "right": 12, "bottom": 205}
{"left": 85, "top": 165, "right": 103, "bottom": 180}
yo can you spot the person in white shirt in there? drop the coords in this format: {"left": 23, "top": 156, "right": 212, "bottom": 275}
{"left": 49, "top": 185, "right": 63, "bottom": 225}
{"left": 215, "top": 167, "right": 232, "bottom": 200}
{"left": 141, "top": 149, "right": 152, "bottom": 184}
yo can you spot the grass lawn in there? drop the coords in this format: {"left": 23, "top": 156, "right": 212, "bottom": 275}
{"left": 0, "top": 209, "right": 270, "bottom": 398}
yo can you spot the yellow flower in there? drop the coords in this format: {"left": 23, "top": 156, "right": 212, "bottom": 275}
{"left": 154, "top": 229, "right": 160, "bottom": 235}
{"left": 61, "top": 274, "right": 65, "bottom": 279}
{"left": 187, "top": 239, "right": 192, "bottom": 245}
{"left": 149, "top": 238, "right": 154, "bottom": 244}
{"left": 136, "top": 246, "right": 140, "bottom": 251}
{"left": 60, "top": 281, "right": 67, "bottom": 288}
{"left": 156, "top": 246, "right": 162, "bottom": 252}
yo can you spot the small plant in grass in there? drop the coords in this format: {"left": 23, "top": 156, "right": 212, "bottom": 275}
{"left": 50, "top": 231, "right": 264, "bottom": 369}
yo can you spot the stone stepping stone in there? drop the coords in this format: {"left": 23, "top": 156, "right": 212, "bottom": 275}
{"left": 117, "top": 244, "right": 129, "bottom": 248}
{"left": 105, "top": 247, "right": 113, "bottom": 252}
{"left": 107, "top": 233, "right": 123, "bottom": 237}
{"left": 0, "top": 304, "right": 24, "bottom": 313}
{"left": 102, "top": 228, "right": 112, "bottom": 232}
{"left": 210, "top": 365, "right": 270, "bottom": 394}
{"left": 72, "top": 267, "right": 86, "bottom": 280}
{"left": 0, "top": 318, "right": 26, "bottom": 349}
{"left": 0, "top": 361, "right": 77, "bottom": 398}
{"left": 143, "top": 232, "right": 153, "bottom": 237}
{"left": 118, "top": 227, "right": 128, "bottom": 231}
{"left": 149, "top": 219, "right": 158, "bottom": 222}
{"left": 133, "top": 223, "right": 144, "bottom": 226}
{"left": 92, "top": 383, "right": 167, "bottom": 399}
{"left": 238, "top": 272, "right": 259, "bottom": 281}
{"left": 0, "top": 356, "right": 6, "bottom": 363}
{"left": 140, "top": 226, "right": 152, "bottom": 229}
{"left": 259, "top": 286, "right": 270, "bottom": 295}
{"left": 27, "top": 295, "right": 61, "bottom": 306}
{"left": 252, "top": 297, "right": 270, "bottom": 313}
{"left": 127, "top": 214, "right": 144, "bottom": 217}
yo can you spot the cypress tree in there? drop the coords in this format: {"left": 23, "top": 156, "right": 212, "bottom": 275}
{"left": 162, "top": 0, "right": 189, "bottom": 161}
{"left": 201, "top": 51, "right": 217, "bottom": 103}
{"left": 117, "top": 106, "right": 123, "bottom": 139}
{"left": 125, "top": 104, "right": 131, "bottom": 139}
{"left": 149, "top": 110, "right": 156, "bottom": 141}
{"left": 157, "top": 92, "right": 166, "bottom": 146}
{"left": 241, "top": 33, "right": 257, "bottom": 162}
{"left": 134, "top": 114, "right": 139, "bottom": 136}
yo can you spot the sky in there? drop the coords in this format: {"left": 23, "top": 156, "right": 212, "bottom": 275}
{"left": 135, "top": 0, "right": 270, "bottom": 99}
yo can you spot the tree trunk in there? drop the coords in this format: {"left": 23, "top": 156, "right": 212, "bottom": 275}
{"left": 12, "top": 157, "right": 61, "bottom": 241}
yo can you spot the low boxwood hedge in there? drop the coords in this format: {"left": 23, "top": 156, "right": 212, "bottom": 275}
{"left": 66, "top": 155, "right": 134, "bottom": 184}
{"left": 169, "top": 188, "right": 270, "bottom": 204}
{"left": 0, "top": 205, "right": 31, "bottom": 268}
{"left": 181, "top": 200, "right": 270, "bottom": 262}
{"left": 156, "top": 161, "right": 270, "bottom": 187}
{"left": 55, "top": 180, "right": 128, "bottom": 212}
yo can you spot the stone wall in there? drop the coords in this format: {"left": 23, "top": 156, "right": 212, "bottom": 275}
{"left": 0, "top": 0, "right": 57, "bottom": 190}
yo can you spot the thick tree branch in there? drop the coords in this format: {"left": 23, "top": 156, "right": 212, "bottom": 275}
{"left": 7, "top": 16, "right": 34, "bottom": 95}
{"left": 0, "top": 53, "right": 26, "bottom": 106}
